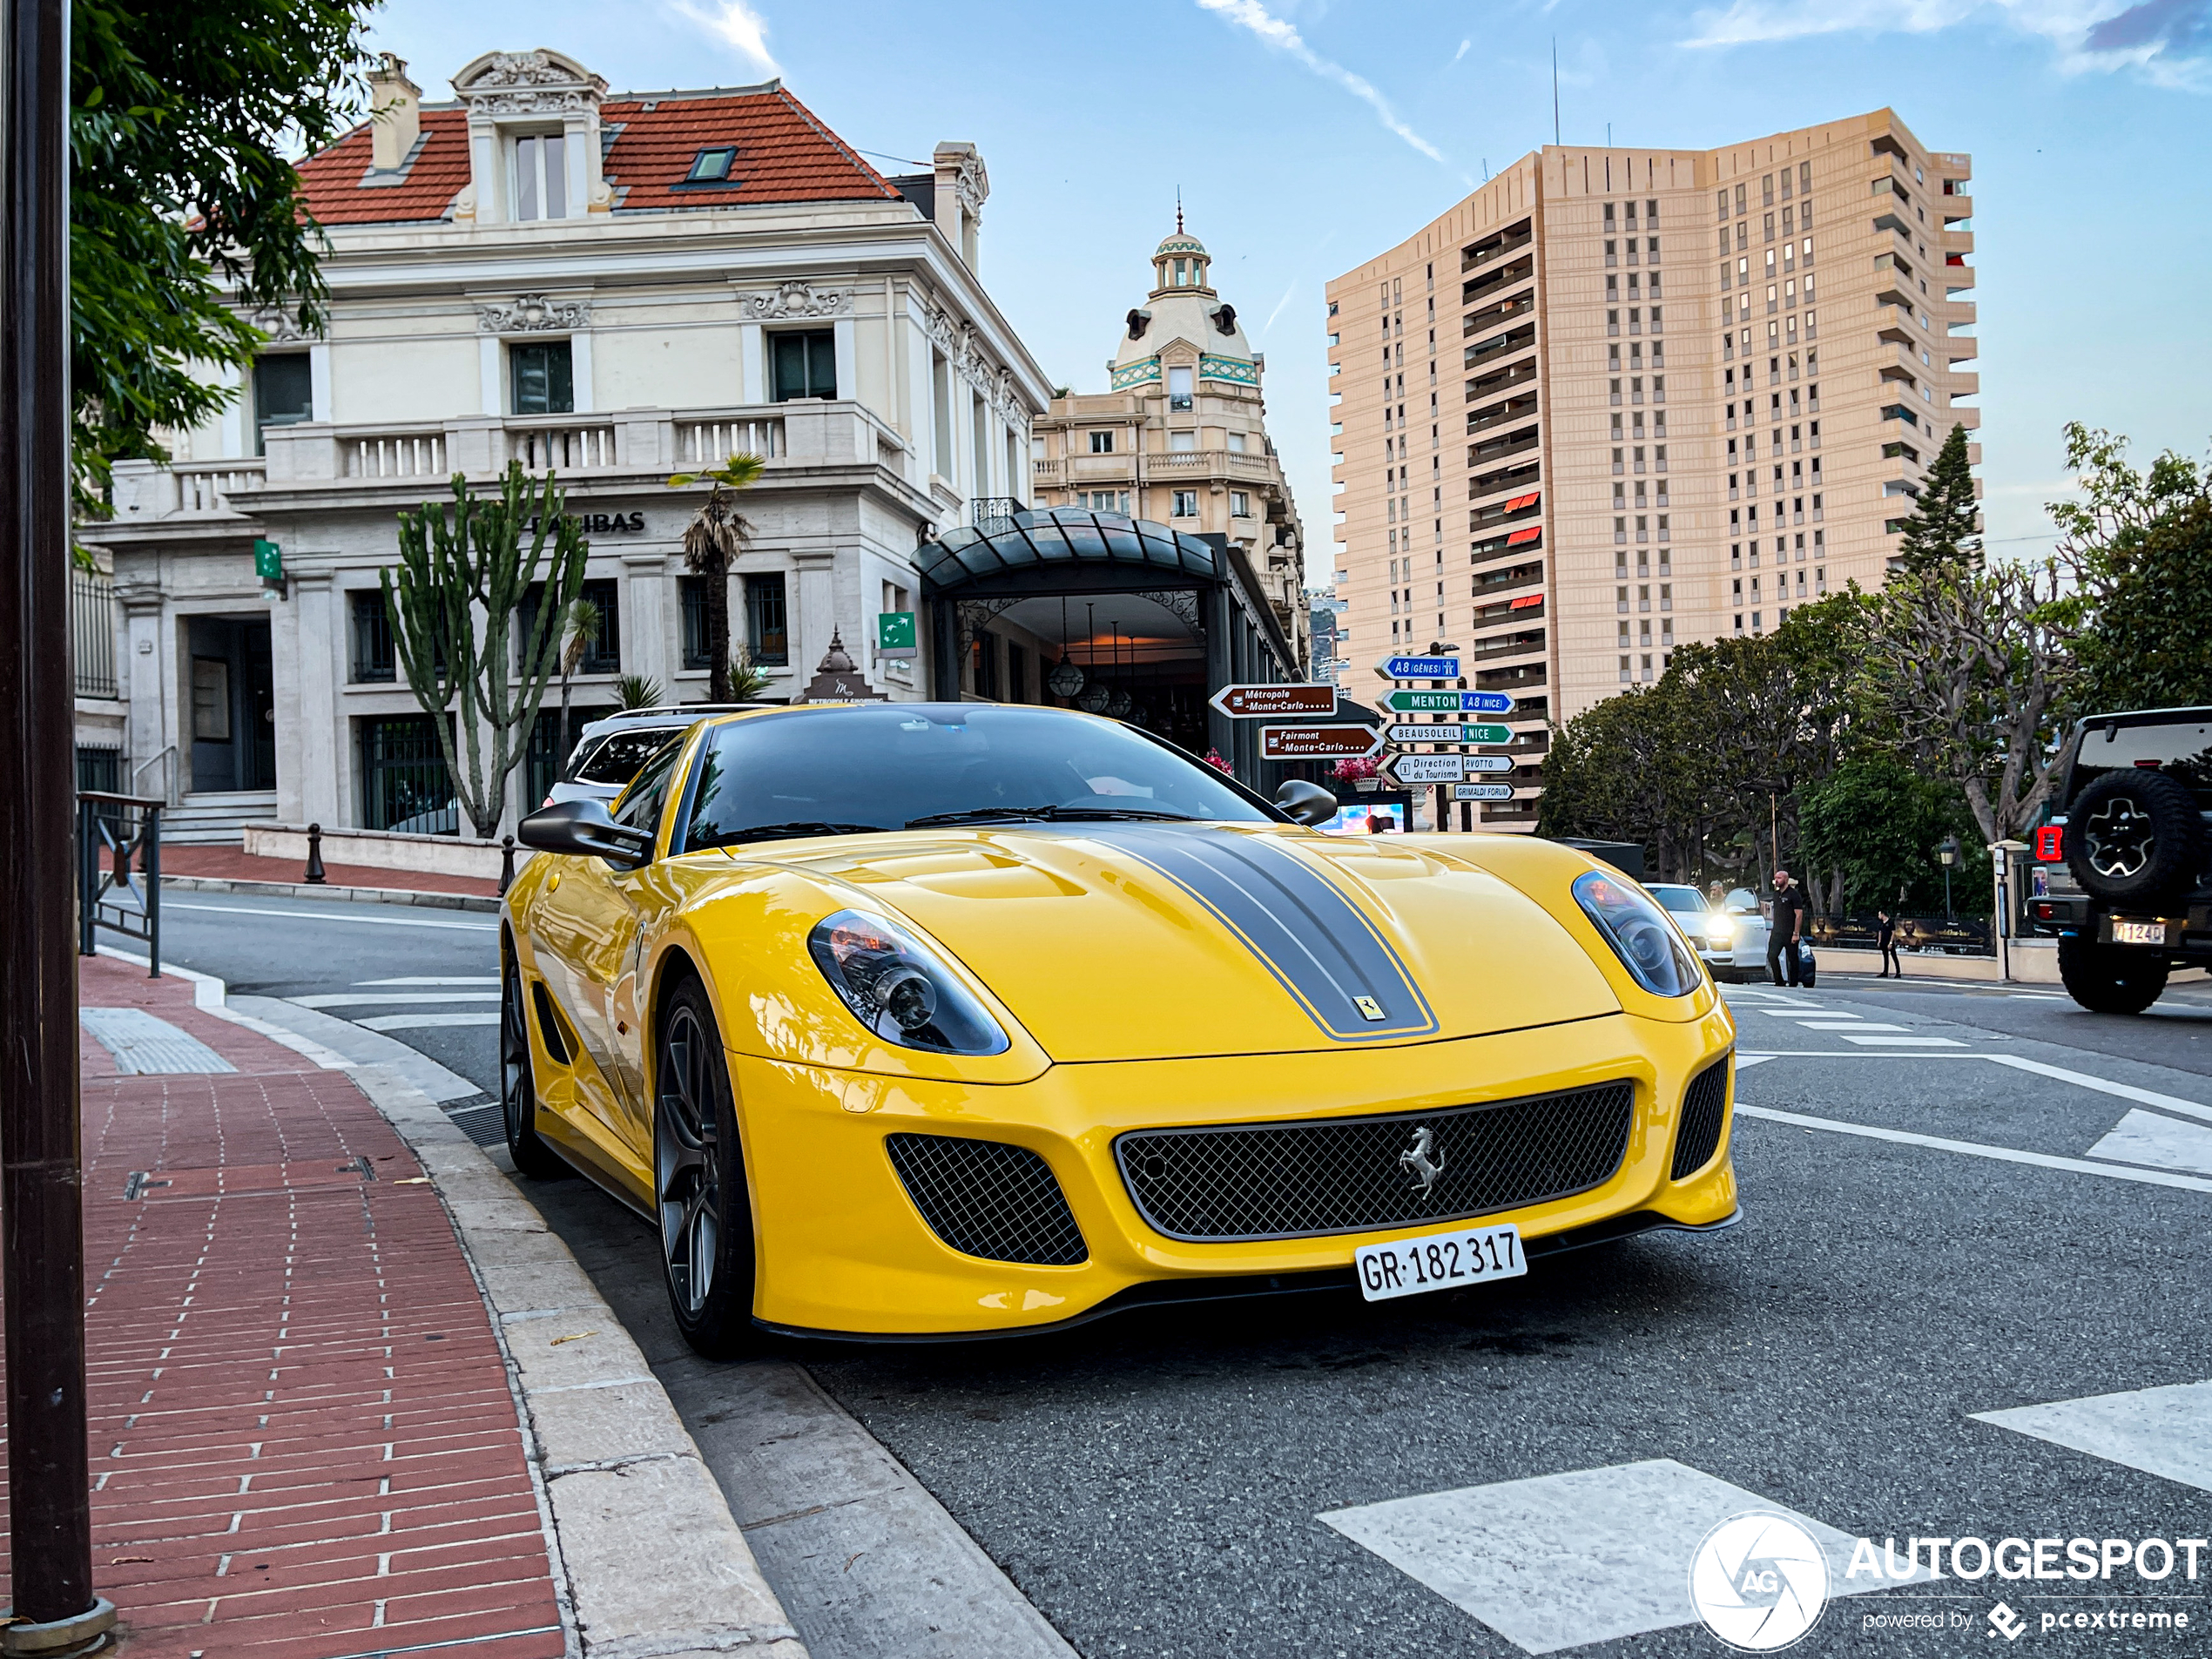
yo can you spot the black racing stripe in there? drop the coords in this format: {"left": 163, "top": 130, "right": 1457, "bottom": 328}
{"left": 1084, "top": 826, "right": 1437, "bottom": 1041}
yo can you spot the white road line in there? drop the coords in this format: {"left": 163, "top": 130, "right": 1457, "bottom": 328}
{"left": 1974, "top": 1382, "right": 2212, "bottom": 1494}
{"left": 293, "top": 992, "right": 502, "bottom": 1008}
{"left": 2087, "top": 1109, "right": 2212, "bottom": 1177}
{"left": 1737, "top": 1104, "right": 2212, "bottom": 1194}
{"left": 1793, "top": 1022, "right": 1904, "bottom": 1031}
{"left": 1838, "top": 1034, "right": 1963, "bottom": 1047}
{"left": 1318, "top": 1458, "right": 1925, "bottom": 1656}
{"left": 165, "top": 900, "right": 495, "bottom": 933}
{"left": 1983, "top": 1054, "right": 2212, "bottom": 1126}
{"left": 358, "top": 975, "right": 502, "bottom": 986}
{"left": 356, "top": 1012, "right": 502, "bottom": 1032}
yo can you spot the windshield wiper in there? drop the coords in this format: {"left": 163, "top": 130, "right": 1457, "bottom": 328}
{"left": 700, "top": 821, "right": 888, "bottom": 846}
{"left": 903, "top": 804, "right": 1197, "bottom": 829}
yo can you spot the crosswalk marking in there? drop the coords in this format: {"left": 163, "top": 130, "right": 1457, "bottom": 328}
{"left": 1838, "top": 1034, "right": 1963, "bottom": 1046}
{"left": 293, "top": 992, "right": 502, "bottom": 1008}
{"left": 1738, "top": 1104, "right": 2212, "bottom": 1194}
{"left": 1318, "top": 1458, "right": 1923, "bottom": 1655}
{"left": 1974, "top": 1382, "right": 2212, "bottom": 1494}
{"left": 2088, "top": 1109, "right": 2212, "bottom": 1177}
{"left": 358, "top": 975, "right": 502, "bottom": 986}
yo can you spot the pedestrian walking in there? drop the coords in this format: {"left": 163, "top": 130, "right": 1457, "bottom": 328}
{"left": 1876, "top": 908, "right": 1901, "bottom": 978}
{"left": 1766, "top": 868, "right": 1809, "bottom": 987}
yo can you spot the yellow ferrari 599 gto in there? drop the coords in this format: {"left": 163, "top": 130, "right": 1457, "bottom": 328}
{"left": 504, "top": 703, "right": 1738, "bottom": 1355}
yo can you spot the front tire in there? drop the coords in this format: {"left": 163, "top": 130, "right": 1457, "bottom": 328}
{"left": 656, "top": 975, "right": 759, "bottom": 1359}
{"left": 502, "top": 945, "right": 568, "bottom": 1179}
{"left": 2058, "top": 934, "right": 2170, "bottom": 1015}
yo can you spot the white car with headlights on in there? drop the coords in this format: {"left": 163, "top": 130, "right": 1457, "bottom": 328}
{"left": 1648, "top": 884, "right": 1768, "bottom": 982}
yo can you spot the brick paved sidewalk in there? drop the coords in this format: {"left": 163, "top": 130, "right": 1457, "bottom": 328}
{"left": 158, "top": 845, "right": 499, "bottom": 899}
{"left": 0, "top": 955, "right": 566, "bottom": 1658}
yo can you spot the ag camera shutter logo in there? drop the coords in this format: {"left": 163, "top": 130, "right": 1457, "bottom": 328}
{"left": 1689, "top": 1512, "right": 1831, "bottom": 1650}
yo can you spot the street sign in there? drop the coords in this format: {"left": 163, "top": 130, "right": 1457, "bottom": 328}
{"left": 1210, "top": 683, "right": 1339, "bottom": 719}
{"left": 875, "top": 610, "right": 918, "bottom": 659}
{"left": 1382, "top": 722, "right": 1514, "bottom": 745}
{"left": 253, "top": 538, "right": 283, "bottom": 581}
{"left": 1375, "top": 653, "right": 1461, "bottom": 680}
{"left": 1383, "top": 753, "right": 1467, "bottom": 785}
{"left": 1260, "top": 724, "right": 1382, "bottom": 760}
{"left": 1380, "top": 690, "right": 1517, "bottom": 715}
{"left": 1453, "top": 783, "right": 1516, "bottom": 801}
{"left": 1460, "top": 754, "right": 1516, "bottom": 772}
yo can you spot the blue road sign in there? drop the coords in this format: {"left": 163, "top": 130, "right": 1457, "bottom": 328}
{"left": 1376, "top": 654, "right": 1461, "bottom": 681}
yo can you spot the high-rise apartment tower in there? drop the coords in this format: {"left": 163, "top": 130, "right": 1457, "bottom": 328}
{"left": 1325, "top": 110, "right": 1977, "bottom": 829}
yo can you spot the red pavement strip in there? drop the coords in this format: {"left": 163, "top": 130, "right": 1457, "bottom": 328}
{"left": 0, "top": 955, "right": 566, "bottom": 1658}
{"left": 157, "top": 846, "right": 498, "bottom": 900}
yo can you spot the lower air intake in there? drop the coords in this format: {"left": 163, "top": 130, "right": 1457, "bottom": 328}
{"left": 1116, "top": 1082, "right": 1635, "bottom": 1243}
{"left": 885, "top": 1134, "right": 1089, "bottom": 1266}
{"left": 1670, "top": 1055, "right": 1732, "bottom": 1180}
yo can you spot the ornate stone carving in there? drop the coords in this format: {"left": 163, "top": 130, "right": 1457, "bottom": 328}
{"left": 454, "top": 49, "right": 605, "bottom": 117}
{"left": 735, "top": 280, "right": 850, "bottom": 320}
{"left": 475, "top": 294, "right": 591, "bottom": 333}
{"left": 949, "top": 153, "right": 988, "bottom": 215}
{"left": 246, "top": 305, "right": 311, "bottom": 343}
{"left": 469, "top": 50, "right": 579, "bottom": 87}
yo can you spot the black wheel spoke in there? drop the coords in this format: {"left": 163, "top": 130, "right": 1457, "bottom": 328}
{"left": 657, "top": 1005, "right": 726, "bottom": 1318}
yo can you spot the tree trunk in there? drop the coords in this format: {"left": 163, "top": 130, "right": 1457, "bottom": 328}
{"left": 707, "top": 550, "right": 731, "bottom": 704}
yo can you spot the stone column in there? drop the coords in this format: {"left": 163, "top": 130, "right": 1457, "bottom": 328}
{"left": 286, "top": 571, "right": 341, "bottom": 827}
{"left": 792, "top": 550, "right": 837, "bottom": 692}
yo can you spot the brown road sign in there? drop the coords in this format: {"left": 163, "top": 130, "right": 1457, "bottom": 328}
{"left": 1260, "top": 724, "right": 1383, "bottom": 760}
{"left": 1210, "top": 683, "right": 1340, "bottom": 718}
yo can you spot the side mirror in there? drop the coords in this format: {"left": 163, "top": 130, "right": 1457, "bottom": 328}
{"left": 517, "top": 799, "right": 654, "bottom": 868}
{"left": 1274, "top": 778, "right": 1339, "bottom": 827}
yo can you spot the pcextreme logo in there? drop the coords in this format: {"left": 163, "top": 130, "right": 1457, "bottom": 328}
{"left": 1990, "top": 1602, "right": 2028, "bottom": 1641}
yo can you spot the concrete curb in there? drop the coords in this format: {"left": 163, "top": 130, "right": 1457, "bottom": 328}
{"left": 347, "top": 1062, "right": 811, "bottom": 1659}
{"left": 158, "top": 872, "right": 502, "bottom": 912}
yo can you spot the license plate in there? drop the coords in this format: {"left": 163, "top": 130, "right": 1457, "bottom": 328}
{"left": 2112, "top": 919, "right": 2168, "bottom": 946}
{"left": 1355, "top": 1222, "right": 1526, "bottom": 1302}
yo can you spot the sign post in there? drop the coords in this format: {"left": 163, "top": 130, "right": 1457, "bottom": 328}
{"left": 2, "top": 0, "right": 111, "bottom": 1643}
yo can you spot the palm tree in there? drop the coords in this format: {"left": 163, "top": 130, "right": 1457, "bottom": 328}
{"left": 555, "top": 597, "right": 601, "bottom": 761}
{"left": 667, "top": 452, "right": 766, "bottom": 703}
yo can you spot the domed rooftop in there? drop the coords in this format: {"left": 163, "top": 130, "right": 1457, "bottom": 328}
{"left": 1154, "top": 231, "right": 1208, "bottom": 258}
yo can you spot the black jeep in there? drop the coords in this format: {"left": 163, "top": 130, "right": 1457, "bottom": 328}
{"left": 2028, "top": 706, "right": 2212, "bottom": 1014}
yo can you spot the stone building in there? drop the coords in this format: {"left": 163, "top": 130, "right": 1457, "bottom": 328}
{"left": 81, "top": 49, "right": 1048, "bottom": 840}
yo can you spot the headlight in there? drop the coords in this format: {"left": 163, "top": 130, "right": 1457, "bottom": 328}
{"left": 807, "top": 909, "right": 1009, "bottom": 1055}
{"left": 1573, "top": 871, "right": 1703, "bottom": 996}
{"left": 1706, "top": 915, "right": 1737, "bottom": 943}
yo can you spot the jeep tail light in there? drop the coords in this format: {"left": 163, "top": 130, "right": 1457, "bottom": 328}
{"left": 2033, "top": 825, "right": 2063, "bottom": 862}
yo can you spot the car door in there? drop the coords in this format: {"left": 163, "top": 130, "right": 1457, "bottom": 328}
{"left": 526, "top": 736, "right": 686, "bottom": 1141}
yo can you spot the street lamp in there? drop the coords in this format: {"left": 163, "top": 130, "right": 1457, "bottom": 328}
{"left": 1937, "top": 833, "right": 1960, "bottom": 920}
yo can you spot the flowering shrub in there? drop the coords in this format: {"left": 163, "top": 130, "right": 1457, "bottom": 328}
{"left": 1203, "top": 748, "right": 1236, "bottom": 775}
{"left": 1331, "top": 755, "right": 1379, "bottom": 783}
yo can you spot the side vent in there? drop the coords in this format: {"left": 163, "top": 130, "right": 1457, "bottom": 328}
{"left": 529, "top": 981, "right": 574, "bottom": 1066}
{"left": 1671, "top": 1055, "right": 1732, "bottom": 1180}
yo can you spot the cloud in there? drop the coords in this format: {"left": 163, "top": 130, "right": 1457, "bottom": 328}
{"left": 1683, "top": 0, "right": 2211, "bottom": 85}
{"left": 1452, "top": 37, "right": 1472, "bottom": 61}
{"left": 1194, "top": 0, "right": 1447, "bottom": 161}
{"left": 671, "top": 0, "right": 782, "bottom": 75}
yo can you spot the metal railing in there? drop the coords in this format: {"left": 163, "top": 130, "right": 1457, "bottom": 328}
{"left": 72, "top": 570, "right": 117, "bottom": 698}
{"left": 132, "top": 743, "right": 179, "bottom": 807}
{"left": 78, "top": 792, "right": 163, "bottom": 975}
{"left": 969, "top": 497, "right": 1023, "bottom": 536}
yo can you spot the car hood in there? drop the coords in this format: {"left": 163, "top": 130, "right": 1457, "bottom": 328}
{"left": 754, "top": 822, "right": 1622, "bottom": 1062}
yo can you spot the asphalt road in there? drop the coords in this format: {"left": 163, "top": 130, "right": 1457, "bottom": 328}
{"left": 128, "top": 899, "right": 2212, "bottom": 1659}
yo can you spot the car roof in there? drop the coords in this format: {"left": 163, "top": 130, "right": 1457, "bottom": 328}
{"left": 2070, "top": 705, "right": 2212, "bottom": 732}
{"left": 576, "top": 705, "right": 775, "bottom": 740}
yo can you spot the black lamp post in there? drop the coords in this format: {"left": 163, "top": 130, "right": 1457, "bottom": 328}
{"left": 1938, "top": 833, "right": 1960, "bottom": 921}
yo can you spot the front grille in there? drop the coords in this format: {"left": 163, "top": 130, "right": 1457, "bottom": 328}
{"left": 885, "top": 1134, "right": 1089, "bottom": 1266}
{"left": 1671, "top": 1055, "right": 1732, "bottom": 1180}
{"left": 1115, "top": 1082, "right": 1635, "bottom": 1243}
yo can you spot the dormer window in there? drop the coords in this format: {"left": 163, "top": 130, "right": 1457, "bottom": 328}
{"left": 686, "top": 145, "right": 737, "bottom": 183}
{"left": 514, "top": 133, "right": 567, "bottom": 221}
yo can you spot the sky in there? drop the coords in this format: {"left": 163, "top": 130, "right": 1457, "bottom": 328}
{"left": 361, "top": 0, "right": 2212, "bottom": 578}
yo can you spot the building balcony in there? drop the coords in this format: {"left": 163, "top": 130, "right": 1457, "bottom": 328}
{"left": 1462, "top": 226, "right": 1533, "bottom": 274}
{"left": 1469, "top": 628, "right": 1544, "bottom": 663}
{"left": 1943, "top": 228, "right": 1974, "bottom": 256}
{"left": 105, "top": 401, "right": 912, "bottom": 523}
{"left": 1948, "top": 371, "right": 1980, "bottom": 399}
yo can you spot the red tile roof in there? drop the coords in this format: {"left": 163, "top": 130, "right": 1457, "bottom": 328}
{"left": 293, "top": 85, "right": 899, "bottom": 228}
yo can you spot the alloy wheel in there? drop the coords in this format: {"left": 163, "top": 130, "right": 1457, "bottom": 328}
{"left": 501, "top": 960, "right": 529, "bottom": 1138}
{"left": 658, "top": 1005, "right": 721, "bottom": 1317}
{"left": 2084, "top": 796, "right": 2155, "bottom": 880}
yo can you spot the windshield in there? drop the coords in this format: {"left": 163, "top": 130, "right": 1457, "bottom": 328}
{"left": 1724, "top": 887, "right": 1759, "bottom": 914}
{"left": 677, "top": 705, "right": 1275, "bottom": 850}
{"left": 1646, "top": 885, "right": 1709, "bottom": 915}
{"left": 2066, "top": 718, "right": 2212, "bottom": 808}
{"left": 571, "top": 727, "right": 690, "bottom": 786}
